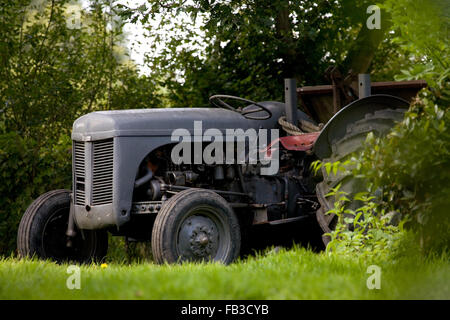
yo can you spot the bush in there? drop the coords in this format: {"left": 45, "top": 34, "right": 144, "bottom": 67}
{"left": 318, "top": 0, "right": 450, "bottom": 259}
{"left": 0, "top": 132, "right": 72, "bottom": 255}
{"left": 322, "top": 187, "right": 405, "bottom": 260}
{"left": 358, "top": 86, "right": 449, "bottom": 254}
{"left": 318, "top": 83, "right": 449, "bottom": 258}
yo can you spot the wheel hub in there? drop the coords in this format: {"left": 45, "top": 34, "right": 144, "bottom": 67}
{"left": 194, "top": 232, "right": 209, "bottom": 246}
{"left": 178, "top": 215, "right": 219, "bottom": 261}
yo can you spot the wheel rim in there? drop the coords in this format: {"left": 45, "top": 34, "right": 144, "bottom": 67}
{"left": 176, "top": 205, "right": 230, "bottom": 262}
{"left": 41, "top": 207, "right": 94, "bottom": 262}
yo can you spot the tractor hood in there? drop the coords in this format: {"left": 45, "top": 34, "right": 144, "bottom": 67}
{"left": 72, "top": 102, "right": 287, "bottom": 141}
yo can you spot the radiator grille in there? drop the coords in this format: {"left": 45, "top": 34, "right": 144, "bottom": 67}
{"left": 73, "top": 141, "right": 85, "bottom": 206}
{"left": 92, "top": 139, "right": 114, "bottom": 205}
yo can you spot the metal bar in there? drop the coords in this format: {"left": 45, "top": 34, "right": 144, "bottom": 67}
{"left": 297, "top": 80, "right": 427, "bottom": 95}
{"left": 235, "top": 164, "right": 247, "bottom": 194}
{"left": 331, "top": 77, "right": 340, "bottom": 114}
{"left": 229, "top": 203, "right": 251, "bottom": 208}
{"left": 268, "top": 216, "right": 308, "bottom": 225}
{"left": 284, "top": 78, "right": 298, "bottom": 125}
{"left": 358, "top": 74, "right": 371, "bottom": 99}
{"left": 163, "top": 184, "right": 249, "bottom": 197}
{"left": 65, "top": 193, "right": 77, "bottom": 247}
{"left": 230, "top": 202, "right": 286, "bottom": 208}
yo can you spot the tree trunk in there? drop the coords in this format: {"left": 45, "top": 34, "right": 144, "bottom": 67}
{"left": 275, "top": 5, "right": 299, "bottom": 80}
{"left": 342, "top": 12, "right": 391, "bottom": 75}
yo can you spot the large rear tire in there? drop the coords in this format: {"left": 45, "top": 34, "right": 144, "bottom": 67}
{"left": 152, "top": 189, "right": 241, "bottom": 264}
{"left": 316, "top": 108, "right": 407, "bottom": 245}
{"left": 17, "top": 189, "right": 108, "bottom": 263}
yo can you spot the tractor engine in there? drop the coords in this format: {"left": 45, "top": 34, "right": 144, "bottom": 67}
{"left": 130, "top": 143, "right": 319, "bottom": 232}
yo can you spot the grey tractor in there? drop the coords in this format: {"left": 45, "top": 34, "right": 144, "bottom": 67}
{"left": 17, "top": 81, "right": 410, "bottom": 264}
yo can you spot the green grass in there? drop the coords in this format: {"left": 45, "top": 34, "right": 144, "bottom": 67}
{"left": 1, "top": 246, "right": 448, "bottom": 300}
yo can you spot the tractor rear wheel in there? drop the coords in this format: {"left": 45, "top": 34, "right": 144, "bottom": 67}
{"left": 315, "top": 108, "right": 407, "bottom": 245}
{"left": 151, "top": 189, "right": 241, "bottom": 264}
{"left": 17, "top": 189, "right": 108, "bottom": 263}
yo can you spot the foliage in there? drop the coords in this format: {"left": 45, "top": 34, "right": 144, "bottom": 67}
{"left": 0, "top": 132, "right": 72, "bottom": 253}
{"left": 316, "top": 80, "right": 449, "bottom": 257}
{"left": 0, "top": 0, "right": 160, "bottom": 255}
{"left": 327, "top": 184, "right": 406, "bottom": 260}
{"left": 356, "top": 0, "right": 449, "bottom": 254}
{"left": 312, "top": 161, "right": 406, "bottom": 260}
{"left": 316, "top": 88, "right": 450, "bottom": 255}
{"left": 358, "top": 87, "right": 449, "bottom": 254}
{"left": 120, "top": 0, "right": 396, "bottom": 107}
{"left": 381, "top": 0, "right": 449, "bottom": 87}
{"left": 311, "top": 0, "right": 449, "bottom": 258}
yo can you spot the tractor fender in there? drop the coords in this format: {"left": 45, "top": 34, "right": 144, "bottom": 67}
{"left": 313, "top": 94, "right": 410, "bottom": 159}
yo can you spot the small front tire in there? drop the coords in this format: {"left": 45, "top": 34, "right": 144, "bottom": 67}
{"left": 17, "top": 189, "right": 108, "bottom": 263}
{"left": 151, "top": 189, "right": 241, "bottom": 264}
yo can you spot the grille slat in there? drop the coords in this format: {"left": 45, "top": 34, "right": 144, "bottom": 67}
{"left": 93, "top": 167, "right": 114, "bottom": 174}
{"left": 92, "top": 185, "right": 114, "bottom": 192}
{"left": 73, "top": 139, "right": 114, "bottom": 207}
{"left": 73, "top": 141, "right": 85, "bottom": 205}
{"left": 92, "top": 139, "right": 114, "bottom": 206}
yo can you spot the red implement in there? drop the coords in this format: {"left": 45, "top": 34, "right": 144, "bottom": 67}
{"left": 260, "top": 132, "right": 320, "bottom": 159}
{"left": 277, "top": 132, "right": 320, "bottom": 151}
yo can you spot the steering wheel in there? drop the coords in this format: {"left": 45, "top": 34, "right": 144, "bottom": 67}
{"left": 209, "top": 95, "right": 272, "bottom": 120}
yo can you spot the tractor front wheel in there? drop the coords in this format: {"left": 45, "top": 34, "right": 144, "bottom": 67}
{"left": 17, "top": 189, "right": 108, "bottom": 263}
{"left": 151, "top": 189, "right": 241, "bottom": 264}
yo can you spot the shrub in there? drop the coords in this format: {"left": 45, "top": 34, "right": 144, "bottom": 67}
{"left": 317, "top": 83, "right": 449, "bottom": 258}
{"left": 358, "top": 86, "right": 449, "bottom": 254}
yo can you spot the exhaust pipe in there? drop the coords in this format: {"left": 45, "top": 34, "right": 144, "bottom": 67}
{"left": 284, "top": 78, "right": 298, "bottom": 125}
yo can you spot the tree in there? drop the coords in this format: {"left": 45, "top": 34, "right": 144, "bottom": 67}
{"left": 120, "top": 0, "right": 397, "bottom": 107}
{"left": 0, "top": 0, "right": 159, "bottom": 254}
